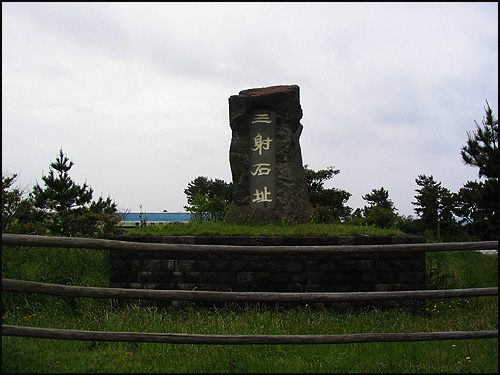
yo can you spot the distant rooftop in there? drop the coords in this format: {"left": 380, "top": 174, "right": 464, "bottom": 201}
{"left": 121, "top": 212, "right": 191, "bottom": 224}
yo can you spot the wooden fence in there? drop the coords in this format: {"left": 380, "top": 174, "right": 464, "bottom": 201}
{"left": 2, "top": 233, "right": 498, "bottom": 345}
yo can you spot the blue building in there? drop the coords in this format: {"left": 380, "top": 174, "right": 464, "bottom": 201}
{"left": 120, "top": 212, "right": 191, "bottom": 226}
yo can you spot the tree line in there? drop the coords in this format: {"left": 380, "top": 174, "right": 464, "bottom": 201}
{"left": 184, "top": 102, "right": 498, "bottom": 241}
{"left": 3, "top": 102, "right": 497, "bottom": 241}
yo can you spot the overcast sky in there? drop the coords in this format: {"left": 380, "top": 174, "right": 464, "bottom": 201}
{"left": 2, "top": 2, "right": 498, "bottom": 218}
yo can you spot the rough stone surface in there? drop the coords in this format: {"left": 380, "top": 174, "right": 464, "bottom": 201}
{"left": 226, "top": 84, "right": 314, "bottom": 224}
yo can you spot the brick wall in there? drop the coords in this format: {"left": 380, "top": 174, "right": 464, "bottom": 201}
{"left": 109, "top": 235, "right": 426, "bottom": 310}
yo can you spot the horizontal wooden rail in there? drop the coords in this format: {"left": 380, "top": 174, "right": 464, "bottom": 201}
{"left": 2, "top": 234, "right": 498, "bottom": 254}
{"left": 2, "top": 279, "right": 497, "bottom": 302}
{"left": 3, "top": 235, "right": 497, "bottom": 347}
{"left": 2, "top": 325, "right": 497, "bottom": 345}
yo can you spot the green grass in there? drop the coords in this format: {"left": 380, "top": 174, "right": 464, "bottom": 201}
{"left": 128, "top": 221, "right": 406, "bottom": 237}
{"left": 2, "top": 243, "right": 497, "bottom": 373}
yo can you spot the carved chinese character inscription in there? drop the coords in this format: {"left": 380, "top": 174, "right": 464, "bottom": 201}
{"left": 249, "top": 109, "right": 276, "bottom": 209}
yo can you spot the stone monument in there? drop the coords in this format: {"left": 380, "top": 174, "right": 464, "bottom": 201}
{"left": 226, "top": 85, "right": 314, "bottom": 224}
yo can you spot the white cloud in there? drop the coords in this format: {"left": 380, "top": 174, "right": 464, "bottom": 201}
{"left": 2, "top": 2, "right": 497, "bottom": 216}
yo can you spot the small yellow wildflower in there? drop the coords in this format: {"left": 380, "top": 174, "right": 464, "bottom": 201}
{"left": 452, "top": 344, "right": 456, "bottom": 347}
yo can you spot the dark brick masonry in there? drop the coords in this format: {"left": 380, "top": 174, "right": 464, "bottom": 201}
{"left": 109, "top": 235, "right": 426, "bottom": 311}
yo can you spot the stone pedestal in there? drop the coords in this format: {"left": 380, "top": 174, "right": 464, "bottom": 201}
{"left": 109, "top": 235, "right": 427, "bottom": 312}
{"left": 226, "top": 85, "right": 314, "bottom": 224}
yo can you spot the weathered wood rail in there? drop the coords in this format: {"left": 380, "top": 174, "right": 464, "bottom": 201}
{"left": 2, "top": 325, "right": 497, "bottom": 345}
{"left": 2, "top": 234, "right": 498, "bottom": 344}
{"left": 2, "top": 233, "right": 498, "bottom": 254}
{"left": 2, "top": 278, "right": 497, "bottom": 302}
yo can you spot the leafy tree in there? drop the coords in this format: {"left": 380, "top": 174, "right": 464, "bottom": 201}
{"left": 360, "top": 187, "right": 399, "bottom": 228}
{"left": 2, "top": 173, "right": 23, "bottom": 231}
{"left": 304, "top": 165, "right": 352, "bottom": 223}
{"left": 2, "top": 172, "right": 44, "bottom": 234}
{"left": 457, "top": 101, "right": 498, "bottom": 240}
{"left": 184, "top": 176, "right": 233, "bottom": 222}
{"left": 351, "top": 208, "right": 364, "bottom": 219}
{"left": 305, "top": 166, "right": 340, "bottom": 195}
{"left": 30, "top": 149, "right": 121, "bottom": 237}
{"left": 87, "top": 196, "right": 123, "bottom": 238}
{"left": 186, "top": 193, "right": 229, "bottom": 222}
{"left": 365, "top": 206, "right": 398, "bottom": 229}
{"left": 184, "top": 176, "right": 233, "bottom": 206}
{"left": 396, "top": 214, "right": 422, "bottom": 236}
{"left": 346, "top": 187, "right": 399, "bottom": 228}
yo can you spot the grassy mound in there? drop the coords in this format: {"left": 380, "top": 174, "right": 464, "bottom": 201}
{"left": 127, "top": 222, "right": 406, "bottom": 237}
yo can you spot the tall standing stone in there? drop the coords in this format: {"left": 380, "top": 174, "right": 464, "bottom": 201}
{"left": 226, "top": 85, "right": 314, "bottom": 224}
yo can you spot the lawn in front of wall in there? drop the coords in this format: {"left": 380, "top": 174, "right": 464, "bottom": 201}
{"left": 2, "top": 296, "right": 497, "bottom": 373}
{"left": 2, "top": 244, "right": 497, "bottom": 373}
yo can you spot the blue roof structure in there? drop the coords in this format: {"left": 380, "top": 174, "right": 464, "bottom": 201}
{"left": 121, "top": 212, "right": 191, "bottom": 223}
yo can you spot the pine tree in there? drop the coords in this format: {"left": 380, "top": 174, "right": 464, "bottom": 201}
{"left": 457, "top": 101, "right": 498, "bottom": 239}
{"left": 461, "top": 101, "right": 498, "bottom": 180}
{"left": 362, "top": 187, "right": 395, "bottom": 210}
{"left": 31, "top": 149, "right": 120, "bottom": 237}
{"left": 412, "top": 175, "right": 457, "bottom": 237}
{"left": 32, "top": 149, "right": 93, "bottom": 213}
